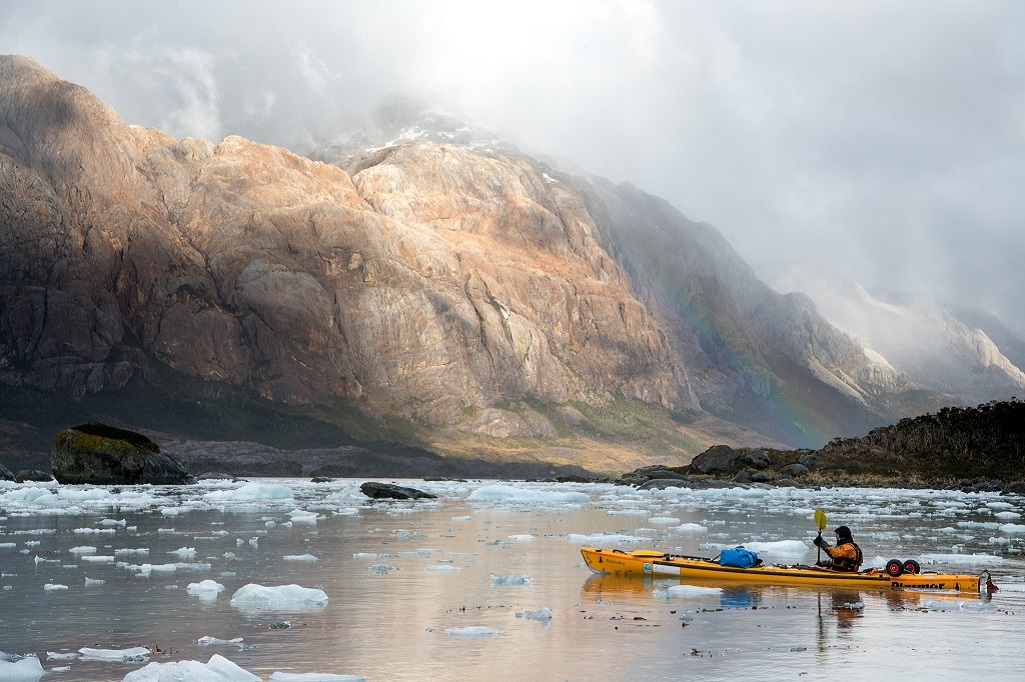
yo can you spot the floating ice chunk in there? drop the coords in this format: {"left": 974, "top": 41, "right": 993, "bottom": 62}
{"left": 466, "top": 484, "right": 589, "bottom": 505}
{"left": 43, "top": 583, "right": 68, "bottom": 591}
{"left": 197, "top": 636, "right": 244, "bottom": 646}
{"left": 69, "top": 546, "right": 97, "bottom": 554}
{"left": 490, "top": 574, "right": 531, "bottom": 585}
{"left": 445, "top": 626, "right": 501, "bottom": 637}
{"left": 920, "top": 553, "right": 1003, "bottom": 565}
{"left": 999, "top": 523, "right": 1025, "bottom": 534}
{"left": 58, "top": 488, "right": 112, "bottom": 501}
{"left": 566, "top": 532, "right": 646, "bottom": 544}
{"left": 517, "top": 607, "right": 552, "bottom": 621}
{"left": 204, "top": 483, "right": 295, "bottom": 501}
{"left": 78, "top": 646, "right": 150, "bottom": 662}
{"left": 508, "top": 534, "right": 535, "bottom": 541}
{"left": 652, "top": 584, "right": 723, "bottom": 598}
{"left": 353, "top": 553, "right": 389, "bottom": 559}
{"left": 0, "top": 542, "right": 16, "bottom": 549}
{"left": 288, "top": 510, "right": 319, "bottom": 523}
{"left": 123, "top": 562, "right": 212, "bottom": 575}
{"left": 188, "top": 580, "right": 226, "bottom": 595}
{"left": 424, "top": 565, "right": 459, "bottom": 572}
{"left": 3, "top": 487, "right": 52, "bottom": 502}
{"left": 229, "top": 584, "right": 329, "bottom": 609}
{"left": 737, "top": 540, "right": 810, "bottom": 558}
{"left": 283, "top": 554, "right": 318, "bottom": 562}
{"left": 170, "top": 547, "right": 197, "bottom": 558}
{"left": 73, "top": 528, "right": 115, "bottom": 534}
{"left": 81, "top": 555, "right": 114, "bottom": 563}
{"left": 123, "top": 653, "right": 258, "bottom": 681}
{"left": 46, "top": 652, "right": 79, "bottom": 660}
{"left": 269, "top": 673, "right": 366, "bottom": 681}
{"left": 98, "top": 518, "right": 127, "bottom": 527}
{"left": 0, "top": 656, "right": 44, "bottom": 680}
{"left": 993, "top": 511, "right": 1022, "bottom": 519}
{"left": 115, "top": 548, "right": 150, "bottom": 555}
{"left": 670, "top": 523, "right": 708, "bottom": 534}
{"left": 919, "top": 600, "right": 998, "bottom": 613}
{"left": 84, "top": 577, "right": 106, "bottom": 586}
{"left": 648, "top": 517, "right": 681, "bottom": 525}
{"left": 332, "top": 508, "right": 360, "bottom": 516}
{"left": 451, "top": 515, "right": 472, "bottom": 521}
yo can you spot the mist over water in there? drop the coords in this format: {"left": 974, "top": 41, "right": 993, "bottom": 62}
{"left": 1, "top": 478, "right": 1023, "bottom": 680}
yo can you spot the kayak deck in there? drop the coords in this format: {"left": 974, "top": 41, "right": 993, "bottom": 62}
{"left": 580, "top": 547, "right": 994, "bottom": 594}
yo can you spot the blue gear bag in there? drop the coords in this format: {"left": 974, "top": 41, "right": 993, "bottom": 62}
{"left": 719, "top": 546, "right": 760, "bottom": 568}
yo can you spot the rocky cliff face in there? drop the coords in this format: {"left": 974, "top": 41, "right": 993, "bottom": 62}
{"left": 764, "top": 264, "right": 1025, "bottom": 406}
{"left": 0, "top": 56, "right": 980, "bottom": 468}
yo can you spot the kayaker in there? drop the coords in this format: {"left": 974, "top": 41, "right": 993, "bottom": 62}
{"left": 813, "top": 525, "right": 863, "bottom": 572}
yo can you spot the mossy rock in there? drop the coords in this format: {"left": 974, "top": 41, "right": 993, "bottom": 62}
{"left": 51, "top": 423, "right": 194, "bottom": 485}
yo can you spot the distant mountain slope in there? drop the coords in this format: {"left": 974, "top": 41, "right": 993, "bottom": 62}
{"left": 1, "top": 55, "right": 1007, "bottom": 472}
{"left": 762, "top": 264, "right": 1025, "bottom": 406}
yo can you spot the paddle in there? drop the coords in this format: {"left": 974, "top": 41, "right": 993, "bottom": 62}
{"left": 814, "top": 509, "right": 827, "bottom": 564}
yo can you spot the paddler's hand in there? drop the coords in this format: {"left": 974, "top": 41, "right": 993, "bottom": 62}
{"left": 813, "top": 534, "right": 827, "bottom": 548}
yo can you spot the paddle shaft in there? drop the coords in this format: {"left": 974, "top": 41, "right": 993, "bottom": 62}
{"left": 814, "top": 510, "right": 827, "bottom": 565}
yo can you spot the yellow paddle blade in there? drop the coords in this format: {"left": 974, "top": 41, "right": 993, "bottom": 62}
{"left": 814, "top": 509, "right": 827, "bottom": 532}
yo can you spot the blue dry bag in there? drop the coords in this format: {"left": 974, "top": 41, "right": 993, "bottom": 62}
{"left": 719, "top": 546, "right": 759, "bottom": 568}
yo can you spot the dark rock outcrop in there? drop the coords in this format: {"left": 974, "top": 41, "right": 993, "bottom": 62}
{"left": 14, "top": 469, "right": 53, "bottom": 482}
{"left": 777, "top": 463, "right": 810, "bottom": 479}
{"left": 743, "top": 449, "right": 772, "bottom": 469}
{"left": 0, "top": 463, "right": 14, "bottom": 481}
{"left": 359, "top": 482, "right": 436, "bottom": 500}
{"left": 690, "top": 445, "right": 744, "bottom": 474}
{"left": 51, "top": 422, "right": 194, "bottom": 485}
{"left": 1002, "top": 481, "right": 1025, "bottom": 495}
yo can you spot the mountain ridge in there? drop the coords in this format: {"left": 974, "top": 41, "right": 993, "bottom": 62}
{"left": 1, "top": 55, "right": 1020, "bottom": 473}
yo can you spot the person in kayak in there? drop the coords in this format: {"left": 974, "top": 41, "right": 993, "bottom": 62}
{"left": 814, "top": 525, "right": 863, "bottom": 572}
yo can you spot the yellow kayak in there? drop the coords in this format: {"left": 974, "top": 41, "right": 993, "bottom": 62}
{"left": 580, "top": 547, "right": 997, "bottom": 594}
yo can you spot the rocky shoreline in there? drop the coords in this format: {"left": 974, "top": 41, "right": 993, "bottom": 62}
{"left": 608, "top": 444, "right": 1025, "bottom": 495}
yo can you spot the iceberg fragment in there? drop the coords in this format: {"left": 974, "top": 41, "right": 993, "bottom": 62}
{"left": 78, "top": 646, "right": 150, "bottom": 661}
{"left": 0, "top": 656, "right": 44, "bottom": 680}
{"left": 123, "top": 653, "right": 258, "bottom": 681}
{"left": 445, "top": 626, "right": 501, "bottom": 637}
{"left": 229, "top": 584, "right": 329, "bottom": 609}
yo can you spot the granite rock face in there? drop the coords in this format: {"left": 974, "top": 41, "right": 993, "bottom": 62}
{"left": 51, "top": 422, "right": 194, "bottom": 485}
{"left": 0, "top": 56, "right": 964, "bottom": 455}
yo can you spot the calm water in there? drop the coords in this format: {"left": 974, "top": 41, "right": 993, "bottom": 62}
{"left": 1, "top": 478, "right": 1023, "bottom": 680}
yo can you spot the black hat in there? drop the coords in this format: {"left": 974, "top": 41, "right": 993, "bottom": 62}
{"left": 833, "top": 526, "right": 853, "bottom": 542}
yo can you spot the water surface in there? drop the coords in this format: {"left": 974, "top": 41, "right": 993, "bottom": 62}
{"left": 1, "top": 479, "right": 1022, "bottom": 680}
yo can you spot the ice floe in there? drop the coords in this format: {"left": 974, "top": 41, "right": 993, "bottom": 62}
{"left": 0, "top": 656, "right": 44, "bottom": 680}
{"left": 445, "top": 626, "right": 501, "bottom": 637}
{"left": 229, "top": 584, "right": 329, "bottom": 610}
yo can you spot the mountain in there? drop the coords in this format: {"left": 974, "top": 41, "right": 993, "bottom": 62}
{"left": 0, "top": 56, "right": 996, "bottom": 474}
{"left": 762, "top": 264, "right": 1025, "bottom": 406}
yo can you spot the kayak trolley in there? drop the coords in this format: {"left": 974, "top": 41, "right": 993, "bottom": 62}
{"left": 884, "top": 558, "right": 921, "bottom": 577}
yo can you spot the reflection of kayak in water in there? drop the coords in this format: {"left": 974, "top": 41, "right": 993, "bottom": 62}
{"left": 580, "top": 547, "right": 997, "bottom": 594}
{"left": 581, "top": 572, "right": 762, "bottom": 606}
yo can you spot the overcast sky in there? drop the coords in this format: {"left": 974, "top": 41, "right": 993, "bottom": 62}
{"left": 3, "top": 1, "right": 1024, "bottom": 335}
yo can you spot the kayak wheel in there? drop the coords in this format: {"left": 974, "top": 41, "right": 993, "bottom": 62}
{"left": 903, "top": 559, "right": 921, "bottom": 575}
{"left": 885, "top": 559, "right": 904, "bottom": 577}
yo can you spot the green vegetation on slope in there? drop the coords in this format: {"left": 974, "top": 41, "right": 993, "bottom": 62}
{"left": 815, "top": 399, "right": 1025, "bottom": 481}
